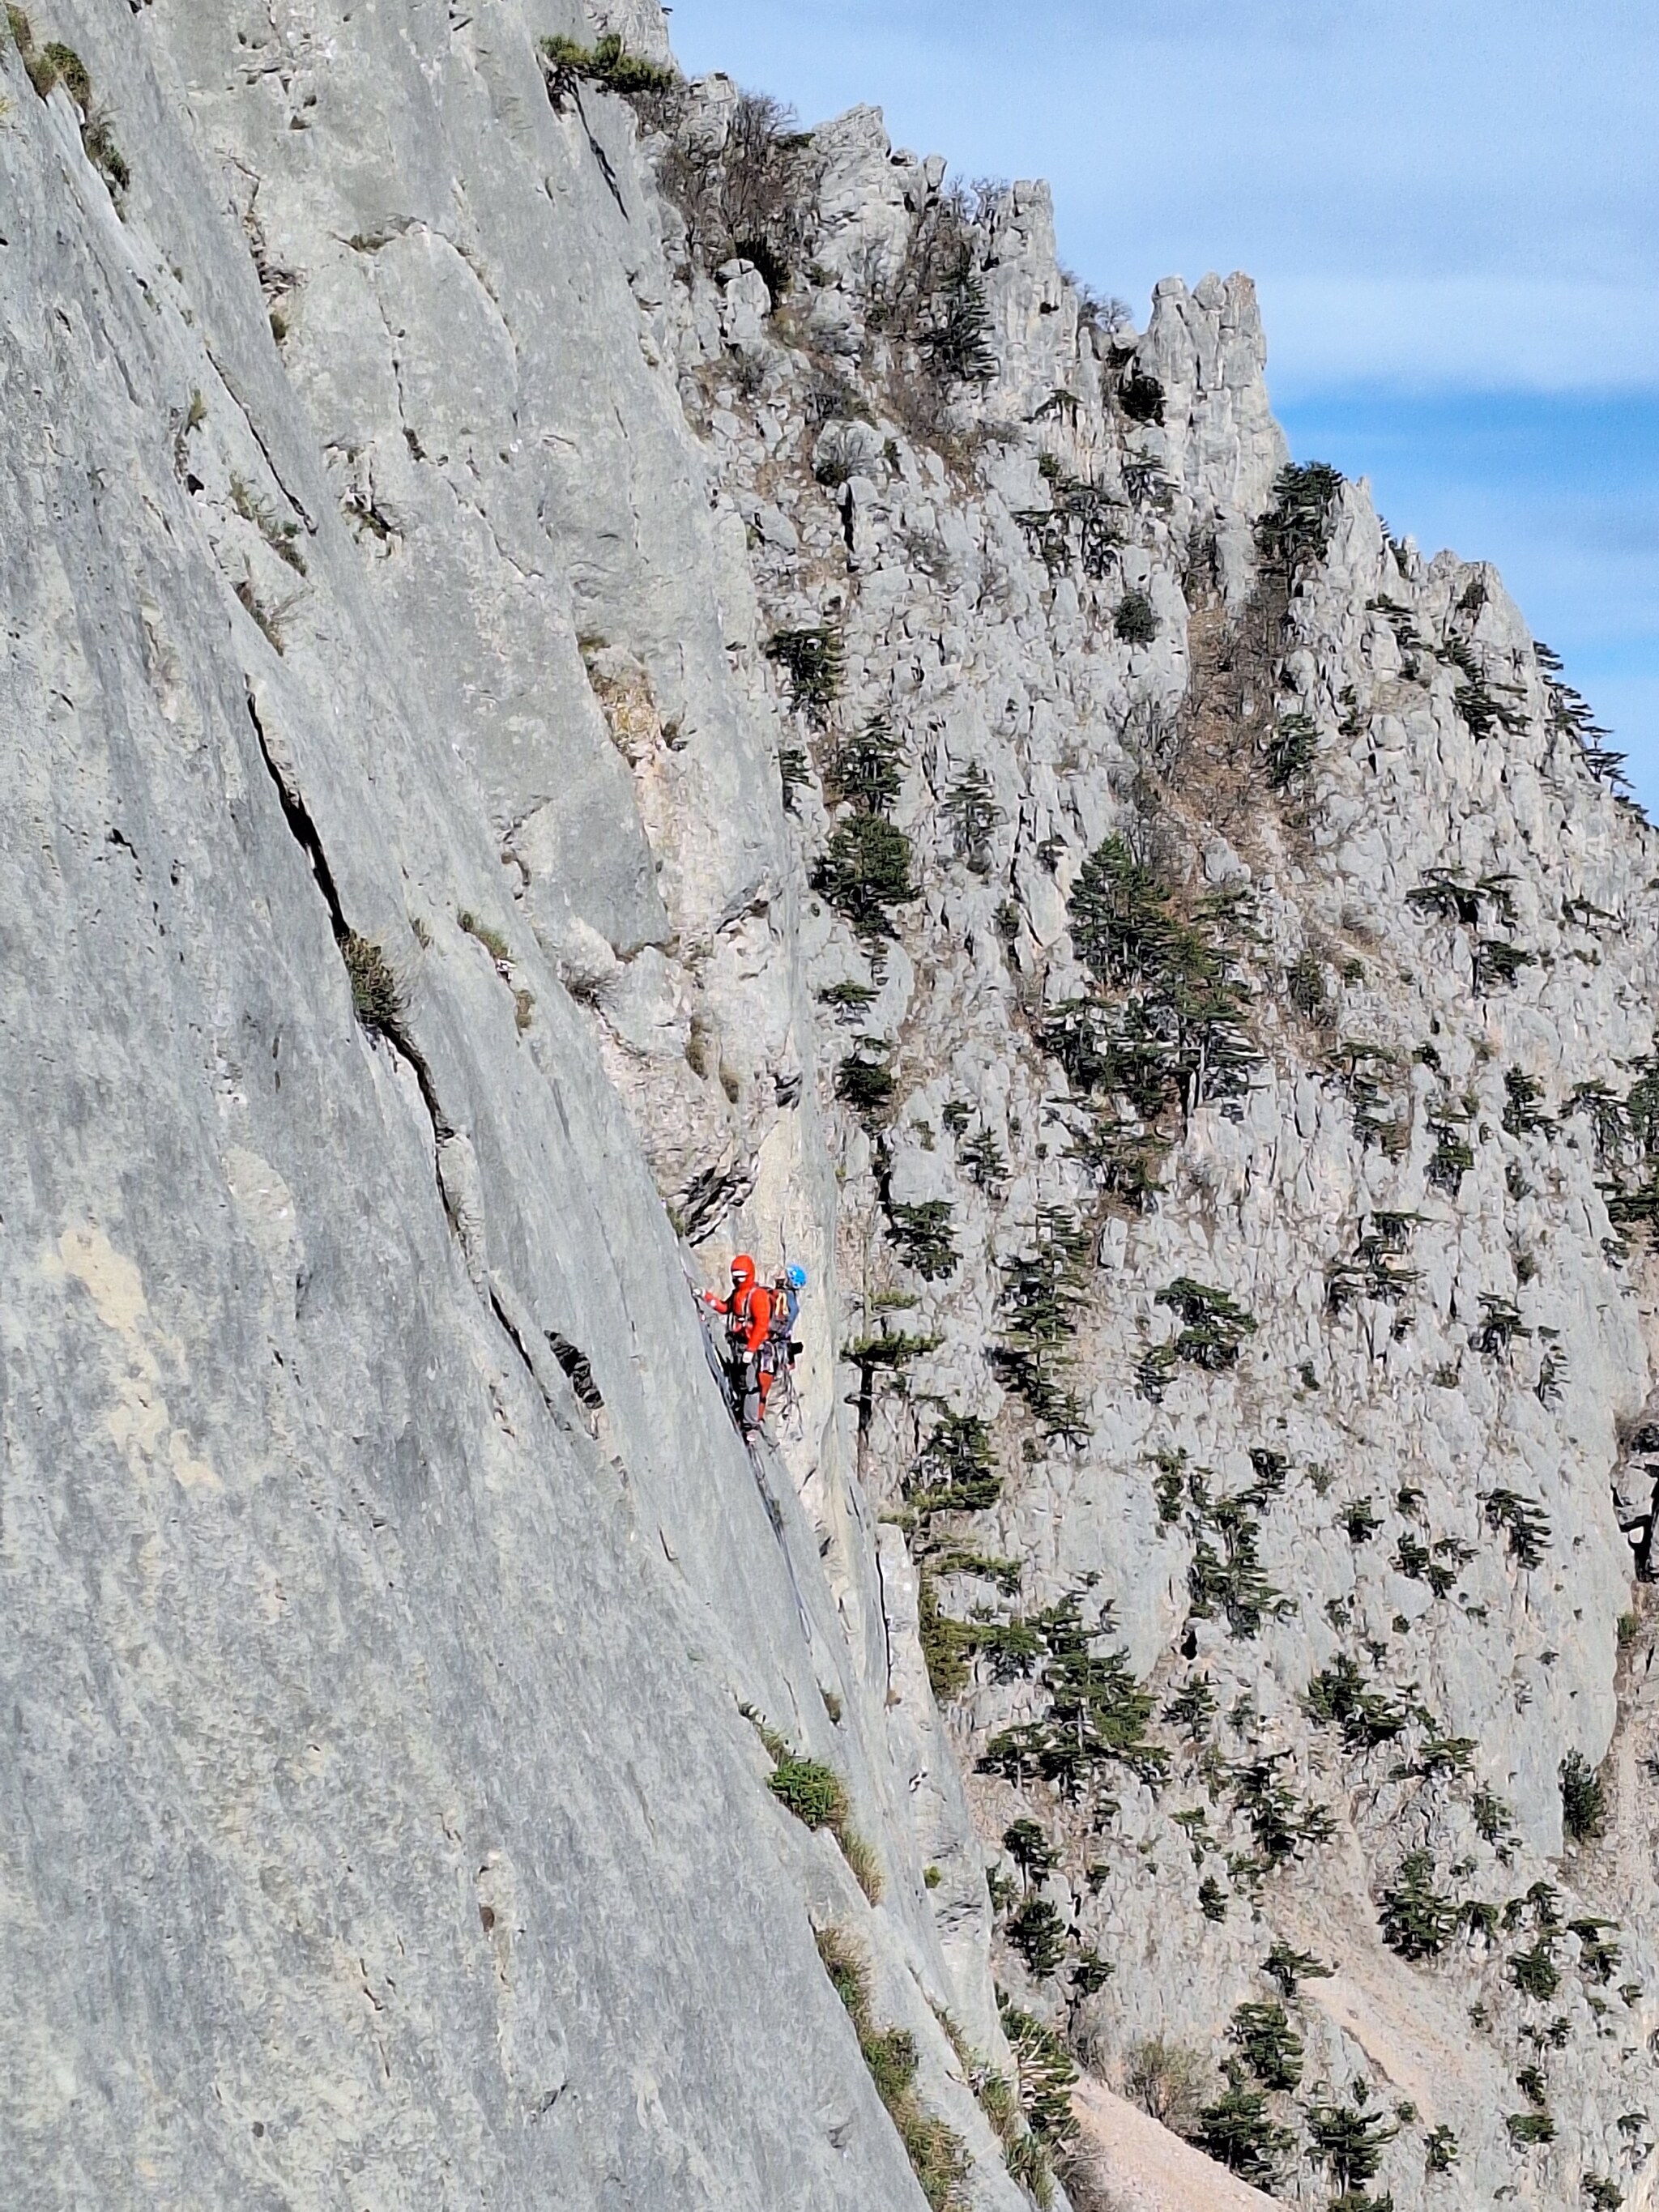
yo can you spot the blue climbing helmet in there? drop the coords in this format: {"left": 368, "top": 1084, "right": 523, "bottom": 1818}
{"left": 787, "top": 1264, "right": 807, "bottom": 1289}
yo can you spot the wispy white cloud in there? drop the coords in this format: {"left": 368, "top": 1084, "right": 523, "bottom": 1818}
{"left": 1257, "top": 279, "right": 1659, "bottom": 399}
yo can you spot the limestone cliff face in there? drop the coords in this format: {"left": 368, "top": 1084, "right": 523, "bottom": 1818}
{"left": 2, "top": 6, "right": 1657, "bottom": 2211}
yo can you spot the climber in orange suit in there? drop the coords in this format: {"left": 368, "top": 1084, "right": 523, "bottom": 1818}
{"left": 700, "top": 1254, "right": 774, "bottom": 1431}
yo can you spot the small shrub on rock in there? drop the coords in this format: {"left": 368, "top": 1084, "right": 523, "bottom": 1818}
{"left": 1070, "top": 1948, "right": 1113, "bottom": 1999}
{"left": 79, "top": 106, "right": 126, "bottom": 192}
{"left": 766, "top": 1752, "right": 884, "bottom": 1902}
{"left": 1424, "top": 2122, "right": 1459, "bottom": 2172}
{"left": 811, "top": 423, "right": 861, "bottom": 487}
{"left": 1484, "top": 1488, "right": 1551, "bottom": 1570}
{"left": 540, "top": 32, "right": 676, "bottom": 105}
{"left": 41, "top": 37, "right": 88, "bottom": 104}
{"left": 1508, "top": 1938, "right": 1561, "bottom": 2001}
{"left": 835, "top": 1044, "right": 897, "bottom": 1123}
{"left": 1266, "top": 710, "right": 1318, "bottom": 790}
{"left": 1114, "top": 589, "right": 1158, "bottom": 646}
{"left": 342, "top": 933, "right": 406, "bottom": 1039}
{"left": 1263, "top": 1941, "right": 1333, "bottom": 1998}
{"left": 957, "top": 1127, "right": 1008, "bottom": 1189}
{"left": 861, "top": 181, "right": 998, "bottom": 439}
{"left": 1188, "top": 1512, "right": 1294, "bottom": 1641}
{"left": 1474, "top": 936, "right": 1535, "bottom": 992}
{"left": 978, "top": 1592, "right": 1166, "bottom": 1794}
{"left": 1117, "top": 369, "right": 1165, "bottom": 424}
{"left": 1006, "top": 1896, "right": 1068, "bottom": 1976}
{"left": 1001, "top": 2000, "right": 1079, "bottom": 2158}
{"left": 1228, "top": 2000, "right": 1303, "bottom": 2091}
{"left": 766, "top": 625, "right": 842, "bottom": 718}
{"left": 1124, "top": 2036, "right": 1209, "bottom": 2136}
{"left": 1195, "top": 2065, "right": 1294, "bottom": 2189}
{"left": 1305, "top": 1653, "right": 1410, "bottom": 1751}
{"left": 1003, "top": 1818, "right": 1057, "bottom": 1881}
{"left": 917, "top": 1573, "right": 971, "bottom": 1701}
{"left": 1341, "top": 1497, "right": 1383, "bottom": 1543}
{"left": 1503, "top": 1066, "right": 1552, "bottom": 1136}
{"left": 818, "top": 979, "right": 877, "bottom": 1020}
{"left": 813, "top": 1927, "right": 970, "bottom": 2210}
{"left": 1230, "top": 1756, "right": 1333, "bottom": 1865}
{"left": 768, "top": 1756, "right": 844, "bottom": 1829}
{"left": 778, "top": 744, "right": 808, "bottom": 808}
{"left": 1426, "top": 1114, "right": 1475, "bottom": 1194}
{"left": 885, "top": 1199, "right": 958, "bottom": 1281}
{"left": 1305, "top": 2086, "right": 1397, "bottom": 2193}
{"left": 1516, "top": 2061, "right": 1548, "bottom": 2108}
{"left": 943, "top": 763, "right": 1006, "bottom": 872}
{"left": 1406, "top": 867, "right": 1517, "bottom": 929}
{"left": 1560, "top": 1751, "right": 1606, "bottom": 1842}
{"left": 9, "top": 19, "right": 131, "bottom": 198}
{"left": 825, "top": 714, "right": 902, "bottom": 814}
{"left": 1378, "top": 1850, "right": 1457, "bottom": 1959}
{"left": 1286, "top": 948, "right": 1331, "bottom": 1024}
{"left": 1506, "top": 2110, "right": 1556, "bottom": 2149}
{"left": 991, "top": 1206, "right": 1093, "bottom": 1432}
{"left": 1256, "top": 460, "right": 1343, "bottom": 580}
{"left": 1568, "top": 1916, "right": 1621, "bottom": 1981}
{"left": 842, "top": 1325, "right": 939, "bottom": 1387}
{"left": 710, "top": 94, "right": 821, "bottom": 298}
{"left": 1155, "top": 1276, "right": 1257, "bottom": 1370}
{"left": 813, "top": 814, "right": 918, "bottom": 941}
{"left": 1162, "top": 1672, "right": 1216, "bottom": 1738}
{"left": 1473, "top": 1785, "right": 1516, "bottom": 1843}
{"left": 907, "top": 1413, "right": 1000, "bottom": 1521}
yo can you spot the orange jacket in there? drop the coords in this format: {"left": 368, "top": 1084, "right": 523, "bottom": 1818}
{"left": 705, "top": 1259, "right": 773, "bottom": 1353}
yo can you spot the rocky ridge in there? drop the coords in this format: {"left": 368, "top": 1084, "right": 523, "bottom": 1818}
{"left": 3, "top": 4, "right": 1659, "bottom": 2210}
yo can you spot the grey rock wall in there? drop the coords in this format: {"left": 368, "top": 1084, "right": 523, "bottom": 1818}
{"left": 0, "top": 4, "right": 1022, "bottom": 2206}
{"left": 5, "top": 2, "right": 1659, "bottom": 2209}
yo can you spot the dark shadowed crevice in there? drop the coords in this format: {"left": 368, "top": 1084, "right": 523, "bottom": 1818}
{"left": 490, "top": 1289, "right": 555, "bottom": 1409}
{"left": 245, "top": 687, "right": 454, "bottom": 1140}
{"left": 547, "top": 1331, "right": 605, "bottom": 1412}
{"left": 246, "top": 687, "right": 344, "bottom": 918}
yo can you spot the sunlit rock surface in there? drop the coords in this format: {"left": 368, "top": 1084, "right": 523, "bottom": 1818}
{"left": 3, "top": 6, "right": 1657, "bottom": 2209}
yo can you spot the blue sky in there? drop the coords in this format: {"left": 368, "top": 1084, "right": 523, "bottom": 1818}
{"left": 663, "top": 0, "right": 1659, "bottom": 804}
